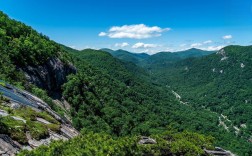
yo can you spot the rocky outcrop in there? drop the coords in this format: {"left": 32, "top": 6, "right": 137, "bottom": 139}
{"left": 138, "top": 136, "right": 157, "bottom": 144}
{"left": 26, "top": 131, "right": 68, "bottom": 148}
{"left": 204, "top": 147, "right": 236, "bottom": 156}
{"left": 0, "top": 135, "right": 21, "bottom": 156}
{"left": 0, "top": 80, "right": 79, "bottom": 155}
{"left": 20, "top": 57, "right": 76, "bottom": 97}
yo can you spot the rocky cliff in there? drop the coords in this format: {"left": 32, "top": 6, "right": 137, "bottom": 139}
{"left": 20, "top": 57, "right": 76, "bottom": 98}
{"left": 0, "top": 81, "right": 79, "bottom": 155}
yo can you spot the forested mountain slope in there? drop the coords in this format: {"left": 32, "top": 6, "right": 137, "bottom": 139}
{"left": 140, "top": 48, "right": 215, "bottom": 70}
{"left": 0, "top": 11, "right": 79, "bottom": 155}
{"left": 147, "top": 45, "right": 252, "bottom": 154}
{"left": 0, "top": 11, "right": 75, "bottom": 97}
{"left": 100, "top": 48, "right": 150, "bottom": 65}
{"left": 62, "top": 47, "right": 251, "bottom": 155}
{"left": 100, "top": 48, "right": 215, "bottom": 69}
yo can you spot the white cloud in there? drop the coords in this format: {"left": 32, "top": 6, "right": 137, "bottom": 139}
{"left": 98, "top": 32, "right": 107, "bottom": 36}
{"left": 223, "top": 35, "right": 232, "bottom": 39}
{"left": 201, "top": 45, "right": 224, "bottom": 51}
{"left": 132, "top": 42, "right": 158, "bottom": 49}
{"left": 114, "top": 42, "right": 129, "bottom": 48}
{"left": 99, "top": 24, "right": 170, "bottom": 39}
{"left": 134, "top": 49, "right": 158, "bottom": 55}
{"left": 203, "top": 40, "right": 213, "bottom": 44}
{"left": 69, "top": 45, "right": 76, "bottom": 49}
{"left": 190, "top": 43, "right": 202, "bottom": 47}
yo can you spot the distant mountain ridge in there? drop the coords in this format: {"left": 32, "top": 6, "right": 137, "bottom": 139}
{"left": 100, "top": 48, "right": 215, "bottom": 68}
{"left": 100, "top": 48, "right": 150, "bottom": 64}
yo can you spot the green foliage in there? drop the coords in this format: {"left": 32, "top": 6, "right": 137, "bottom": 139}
{"left": 0, "top": 11, "right": 71, "bottom": 86}
{"left": 0, "top": 116, "right": 27, "bottom": 144}
{"left": 62, "top": 46, "right": 252, "bottom": 155}
{"left": 0, "top": 11, "right": 61, "bottom": 66}
{"left": 0, "top": 11, "right": 72, "bottom": 119}
{"left": 141, "top": 45, "right": 252, "bottom": 155}
{"left": 27, "top": 120, "right": 49, "bottom": 140}
{"left": 61, "top": 49, "right": 221, "bottom": 139}
{"left": 60, "top": 47, "right": 249, "bottom": 154}
{"left": 101, "top": 48, "right": 150, "bottom": 65}
{"left": 19, "top": 129, "right": 214, "bottom": 156}
{"left": 0, "top": 104, "right": 61, "bottom": 142}
{"left": 30, "top": 86, "right": 67, "bottom": 116}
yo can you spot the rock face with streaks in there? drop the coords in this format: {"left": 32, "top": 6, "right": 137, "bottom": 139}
{"left": 20, "top": 57, "right": 76, "bottom": 97}
{"left": 204, "top": 147, "right": 236, "bottom": 156}
{"left": 138, "top": 136, "right": 157, "bottom": 144}
{"left": 0, "top": 81, "right": 79, "bottom": 155}
{"left": 0, "top": 134, "right": 21, "bottom": 156}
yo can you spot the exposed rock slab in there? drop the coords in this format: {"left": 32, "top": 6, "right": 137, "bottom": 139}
{"left": 10, "top": 116, "right": 26, "bottom": 123}
{"left": 138, "top": 136, "right": 157, "bottom": 144}
{"left": 0, "top": 80, "right": 80, "bottom": 155}
{"left": 26, "top": 130, "right": 68, "bottom": 148}
{"left": 0, "top": 109, "right": 9, "bottom": 117}
{"left": 0, "top": 134, "right": 21, "bottom": 156}
{"left": 204, "top": 147, "right": 236, "bottom": 156}
{"left": 36, "top": 117, "right": 51, "bottom": 125}
{"left": 60, "top": 124, "right": 79, "bottom": 139}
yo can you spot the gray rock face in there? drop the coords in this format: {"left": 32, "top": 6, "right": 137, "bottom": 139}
{"left": 21, "top": 57, "right": 76, "bottom": 96}
{"left": 138, "top": 136, "right": 157, "bottom": 144}
{"left": 0, "top": 80, "right": 80, "bottom": 155}
{"left": 60, "top": 124, "right": 79, "bottom": 139}
{"left": 0, "top": 134, "right": 21, "bottom": 156}
{"left": 204, "top": 147, "right": 236, "bottom": 156}
{"left": 26, "top": 130, "right": 68, "bottom": 148}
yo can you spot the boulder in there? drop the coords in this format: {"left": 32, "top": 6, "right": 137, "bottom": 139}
{"left": 138, "top": 136, "right": 157, "bottom": 144}
{"left": 204, "top": 147, "right": 236, "bottom": 156}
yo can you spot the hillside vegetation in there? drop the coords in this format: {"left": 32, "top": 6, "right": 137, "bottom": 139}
{"left": 19, "top": 128, "right": 214, "bottom": 156}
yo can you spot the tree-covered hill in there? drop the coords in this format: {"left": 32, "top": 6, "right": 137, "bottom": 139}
{"left": 0, "top": 11, "right": 74, "bottom": 96}
{"left": 100, "top": 48, "right": 214, "bottom": 68}
{"left": 140, "top": 48, "right": 215, "bottom": 70}
{"left": 101, "top": 48, "right": 150, "bottom": 65}
{"left": 19, "top": 128, "right": 215, "bottom": 156}
{"left": 62, "top": 46, "right": 251, "bottom": 155}
{"left": 147, "top": 45, "right": 252, "bottom": 154}
{"left": 0, "top": 11, "right": 71, "bottom": 80}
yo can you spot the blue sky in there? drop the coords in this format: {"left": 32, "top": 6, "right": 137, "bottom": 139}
{"left": 0, "top": 0, "right": 251, "bottom": 54}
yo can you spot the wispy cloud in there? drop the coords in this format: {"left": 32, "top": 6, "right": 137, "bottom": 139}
{"left": 99, "top": 24, "right": 171, "bottom": 39}
{"left": 98, "top": 32, "right": 107, "bottom": 36}
{"left": 69, "top": 45, "right": 76, "bottom": 49}
{"left": 201, "top": 45, "right": 224, "bottom": 51}
{"left": 132, "top": 42, "right": 158, "bottom": 49}
{"left": 222, "top": 35, "right": 232, "bottom": 39}
{"left": 203, "top": 40, "right": 213, "bottom": 44}
{"left": 190, "top": 40, "right": 212, "bottom": 47}
{"left": 178, "top": 39, "right": 224, "bottom": 51}
{"left": 190, "top": 43, "right": 202, "bottom": 47}
{"left": 114, "top": 42, "right": 129, "bottom": 48}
